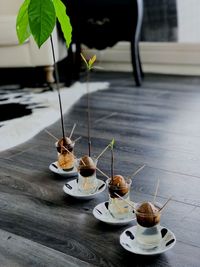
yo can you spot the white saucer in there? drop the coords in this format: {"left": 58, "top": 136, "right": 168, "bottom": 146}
{"left": 120, "top": 225, "right": 176, "bottom": 255}
{"left": 63, "top": 178, "right": 106, "bottom": 200}
{"left": 93, "top": 201, "right": 136, "bottom": 226}
{"left": 49, "top": 161, "right": 78, "bottom": 177}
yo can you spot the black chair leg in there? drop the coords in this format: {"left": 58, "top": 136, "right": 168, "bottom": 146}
{"left": 131, "top": 0, "right": 144, "bottom": 86}
{"left": 138, "top": 47, "right": 144, "bottom": 78}
{"left": 131, "top": 41, "right": 142, "bottom": 87}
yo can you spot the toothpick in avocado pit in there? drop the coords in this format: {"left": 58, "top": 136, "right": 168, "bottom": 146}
{"left": 80, "top": 53, "right": 97, "bottom": 157}
{"left": 44, "top": 128, "right": 81, "bottom": 152}
{"left": 128, "top": 164, "right": 146, "bottom": 180}
{"left": 45, "top": 129, "right": 86, "bottom": 165}
{"left": 45, "top": 123, "right": 78, "bottom": 144}
{"left": 96, "top": 139, "right": 115, "bottom": 161}
{"left": 114, "top": 192, "right": 136, "bottom": 210}
{"left": 159, "top": 196, "right": 172, "bottom": 212}
{"left": 69, "top": 123, "right": 77, "bottom": 139}
{"left": 153, "top": 178, "right": 160, "bottom": 204}
{"left": 45, "top": 130, "right": 115, "bottom": 174}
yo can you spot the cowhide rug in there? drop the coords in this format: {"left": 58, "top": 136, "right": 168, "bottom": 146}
{"left": 0, "top": 82, "right": 109, "bottom": 152}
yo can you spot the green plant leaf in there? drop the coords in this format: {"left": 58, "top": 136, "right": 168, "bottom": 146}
{"left": 80, "top": 53, "right": 89, "bottom": 68}
{"left": 110, "top": 138, "right": 115, "bottom": 149}
{"left": 53, "top": 0, "right": 72, "bottom": 47}
{"left": 89, "top": 55, "right": 96, "bottom": 68}
{"left": 28, "top": 0, "right": 56, "bottom": 48}
{"left": 16, "top": 0, "right": 31, "bottom": 44}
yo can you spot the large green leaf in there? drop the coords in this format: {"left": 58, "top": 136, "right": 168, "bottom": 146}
{"left": 28, "top": 0, "right": 56, "bottom": 48}
{"left": 16, "top": 0, "right": 31, "bottom": 44}
{"left": 53, "top": 0, "right": 72, "bottom": 47}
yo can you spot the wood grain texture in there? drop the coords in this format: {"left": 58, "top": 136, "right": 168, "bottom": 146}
{"left": 0, "top": 229, "right": 91, "bottom": 267}
{"left": 0, "top": 72, "right": 200, "bottom": 266}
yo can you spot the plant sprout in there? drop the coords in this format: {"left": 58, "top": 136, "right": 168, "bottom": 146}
{"left": 80, "top": 53, "right": 97, "bottom": 156}
{"left": 16, "top": 0, "right": 72, "bottom": 139}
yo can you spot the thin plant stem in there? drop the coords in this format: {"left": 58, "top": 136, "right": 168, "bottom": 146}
{"left": 111, "top": 147, "right": 114, "bottom": 179}
{"left": 69, "top": 123, "right": 76, "bottom": 139}
{"left": 86, "top": 70, "right": 91, "bottom": 156}
{"left": 50, "top": 35, "right": 65, "bottom": 139}
{"left": 153, "top": 178, "right": 160, "bottom": 204}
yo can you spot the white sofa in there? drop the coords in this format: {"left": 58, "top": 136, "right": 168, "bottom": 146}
{"left": 0, "top": 0, "right": 68, "bottom": 83}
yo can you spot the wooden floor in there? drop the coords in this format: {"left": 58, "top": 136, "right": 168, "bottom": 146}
{"left": 0, "top": 72, "right": 200, "bottom": 266}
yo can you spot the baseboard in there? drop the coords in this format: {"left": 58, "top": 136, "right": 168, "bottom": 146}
{"left": 83, "top": 42, "right": 200, "bottom": 75}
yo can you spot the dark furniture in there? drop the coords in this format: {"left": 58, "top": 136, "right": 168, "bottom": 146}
{"left": 67, "top": 0, "right": 144, "bottom": 86}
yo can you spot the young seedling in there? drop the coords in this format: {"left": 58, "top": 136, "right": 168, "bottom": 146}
{"left": 16, "top": 0, "right": 72, "bottom": 140}
{"left": 80, "top": 53, "right": 97, "bottom": 156}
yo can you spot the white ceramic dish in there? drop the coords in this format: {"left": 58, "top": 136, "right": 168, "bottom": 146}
{"left": 63, "top": 178, "right": 106, "bottom": 200}
{"left": 49, "top": 161, "right": 78, "bottom": 177}
{"left": 120, "top": 225, "right": 176, "bottom": 255}
{"left": 93, "top": 201, "right": 136, "bottom": 226}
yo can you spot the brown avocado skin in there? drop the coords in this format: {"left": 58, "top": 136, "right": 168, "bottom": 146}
{"left": 136, "top": 202, "right": 160, "bottom": 228}
{"left": 57, "top": 137, "right": 74, "bottom": 154}
{"left": 79, "top": 156, "right": 96, "bottom": 177}
{"left": 108, "top": 175, "right": 129, "bottom": 198}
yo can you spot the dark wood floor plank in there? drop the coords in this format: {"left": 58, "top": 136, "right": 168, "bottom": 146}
{"left": 0, "top": 190, "right": 199, "bottom": 267}
{"left": 70, "top": 90, "right": 200, "bottom": 137}
{"left": 1, "top": 72, "right": 200, "bottom": 266}
{"left": 60, "top": 127, "right": 200, "bottom": 178}
{"left": 0, "top": 229, "right": 92, "bottom": 267}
